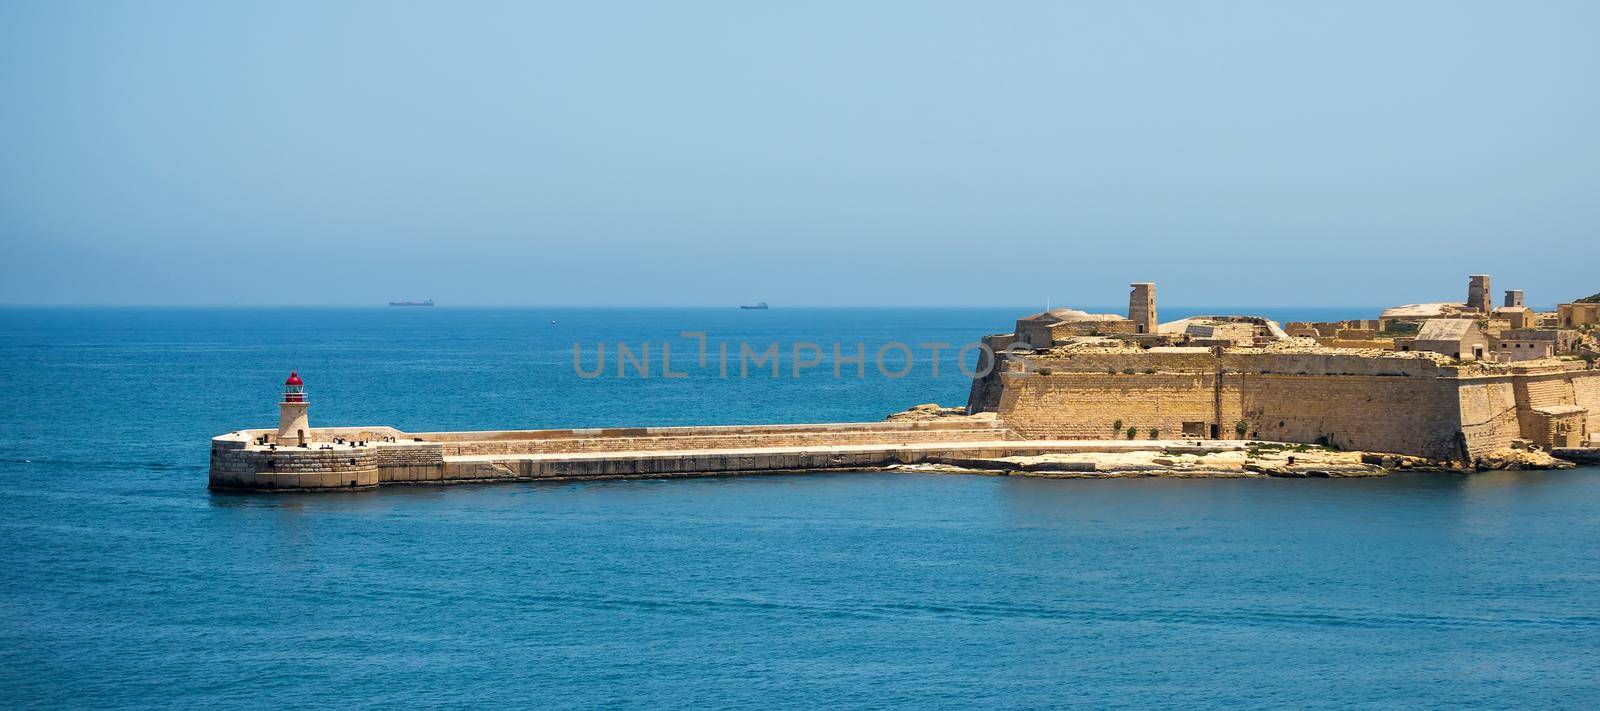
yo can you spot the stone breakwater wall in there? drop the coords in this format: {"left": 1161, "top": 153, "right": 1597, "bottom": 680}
{"left": 210, "top": 439, "right": 382, "bottom": 490}
{"left": 209, "top": 419, "right": 1015, "bottom": 492}
{"left": 988, "top": 351, "right": 1600, "bottom": 461}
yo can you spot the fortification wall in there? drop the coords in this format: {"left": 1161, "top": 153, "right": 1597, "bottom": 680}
{"left": 1025, "top": 350, "right": 1217, "bottom": 373}
{"left": 993, "top": 351, "right": 1600, "bottom": 460}
{"left": 997, "top": 369, "right": 1465, "bottom": 458}
{"left": 1449, "top": 380, "right": 1516, "bottom": 457}
{"left": 999, "top": 372, "right": 1219, "bottom": 440}
{"left": 1507, "top": 368, "right": 1600, "bottom": 444}
{"left": 964, "top": 335, "right": 1014, "bottom": 413}
{"left": 1576, "top": 374, "right": 1600, "bottom": 436}
{"left": 1237, "top": 374, "right": 1464, "bottom": 459}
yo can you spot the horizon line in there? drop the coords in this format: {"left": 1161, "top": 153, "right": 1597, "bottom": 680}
{"left": 0, "top": 302, "right": 1406, "bottom": 308}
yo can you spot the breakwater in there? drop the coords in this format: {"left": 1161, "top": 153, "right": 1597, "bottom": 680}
{"left": 210, "top": 419, "right": 1335, "bottom": 492}
{"left": 210, "top": 419, "right": 1014, "bottom": 491}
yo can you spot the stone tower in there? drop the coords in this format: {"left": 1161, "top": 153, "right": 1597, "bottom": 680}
{"left": 277, "top": 371, "right": 310, "bottom": 446}
{"left": 1467, "top": 275, "right": 1491, "bottom": 313}
{"left": 1504, "top": 290, "right": 1524, "bottom": 308}
{"left": 1129, "top": 283, "right": 1157, "bottom": 334}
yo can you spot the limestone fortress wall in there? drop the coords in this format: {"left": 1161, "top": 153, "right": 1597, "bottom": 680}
{"left": 980, "top": 350, "right": 1600, "bottom": 462}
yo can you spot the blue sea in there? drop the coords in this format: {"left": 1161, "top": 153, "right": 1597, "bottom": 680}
{"left": 2, "top": 306, "right": 1598, "bottom": 709}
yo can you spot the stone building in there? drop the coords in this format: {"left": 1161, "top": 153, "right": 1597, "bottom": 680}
{"left": 1380, "top": 302, "right": 1474, "bottom": 326}
{"left": 1529, "top": 405, "right": 1588, "bottom": 447}
{"left": 1383, "top": 275, "right": 1512, "bottom": 326}
{"left": 1493, "top": 306, "right": 1532, "bottom": 330}
{"left": 1493, "top": 329, "right": 1557, "bottom": 362}
{"left": 1411, "top": 319, "right": 1489, "bottom": 361}
{"left": 1284, "top": 320, "right": 1382, "bottom": 338}
{"left": 1183, "top": 322, "right": 1257, "bottom": 346}
{"left": 1159, "top": 316, "right": 1287, "bottom": 345}
{"left": 1014, "top": 309, "right": 1134, "bottom": 349}
{"left": 1558, "top": 301, "right": 1600, "bottom": 329}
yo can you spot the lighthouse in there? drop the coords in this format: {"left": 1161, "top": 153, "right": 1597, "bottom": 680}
{"left": 277, "top": 372, "right": 310, "bottom": 446}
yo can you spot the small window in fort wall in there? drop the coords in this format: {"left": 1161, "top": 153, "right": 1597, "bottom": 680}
{"left": 1182, "top": 422, "right": 1207, "bottom": 437}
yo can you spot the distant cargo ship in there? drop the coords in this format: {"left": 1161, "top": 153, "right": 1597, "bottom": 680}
{"left": 740, "top": 302, "right": 769, "bottom": 310}
{"left": 388, "top": 299, "right": 434, "bottom": 307}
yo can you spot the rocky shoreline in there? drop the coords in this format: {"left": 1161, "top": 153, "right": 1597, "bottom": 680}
{"left": 888, "top": 442, "right": 1578, "bottom": 479}
{"left": 882, "top": 404, "right": 1586, "bottom": 478}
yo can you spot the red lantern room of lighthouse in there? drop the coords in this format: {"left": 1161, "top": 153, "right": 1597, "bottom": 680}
{"left": 284, "top": 372, "right": 305, "bottom": 402}
{"left": 277, "top": 371, "right": 310, "bottom": 445}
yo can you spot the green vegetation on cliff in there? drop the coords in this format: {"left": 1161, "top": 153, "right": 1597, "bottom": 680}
{"left": 1576, "top": 291, "right": 1600, "bottom": 304}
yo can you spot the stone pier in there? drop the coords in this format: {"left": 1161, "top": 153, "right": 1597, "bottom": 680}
{"left": 212, "top": 419, "right": 1042, "bottom": 491}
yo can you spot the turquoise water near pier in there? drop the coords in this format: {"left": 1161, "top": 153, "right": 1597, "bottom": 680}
{"left": 1, "top": 307, "right": 1597, "bottom": 708}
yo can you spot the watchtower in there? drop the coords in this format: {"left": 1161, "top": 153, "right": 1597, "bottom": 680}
{"left": 1129, "top": 283, "right": 1157, "bottom": 334}
{"left": 1467, "top": 275, "right": 1492, "bottom": 313}
{"left": 1504, "top": 290, "right": 1524, "bottom": 308}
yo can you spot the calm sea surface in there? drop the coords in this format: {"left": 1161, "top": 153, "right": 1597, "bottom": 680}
{"left": 1, "top": 307, "right": 1597, "bottom": 709}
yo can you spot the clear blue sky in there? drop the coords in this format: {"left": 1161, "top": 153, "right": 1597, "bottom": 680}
{"left": 1, "top": 1, "right": 1595, "bottom": 307}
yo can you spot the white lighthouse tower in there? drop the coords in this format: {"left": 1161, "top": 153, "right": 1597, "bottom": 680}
{"left": 277, "top": 371, "right": 309, "bottom": 446}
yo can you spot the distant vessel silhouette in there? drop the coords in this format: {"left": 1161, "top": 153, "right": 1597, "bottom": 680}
{"left": 388, "top": 298, "right": 434, "bottom": 307}
{"left": 740, "top": 302, "right": 769, "bottom": 310}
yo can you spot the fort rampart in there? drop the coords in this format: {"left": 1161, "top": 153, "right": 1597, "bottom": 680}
{"left": 986, "top": 351, "right": 1599, "bottom": 461}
